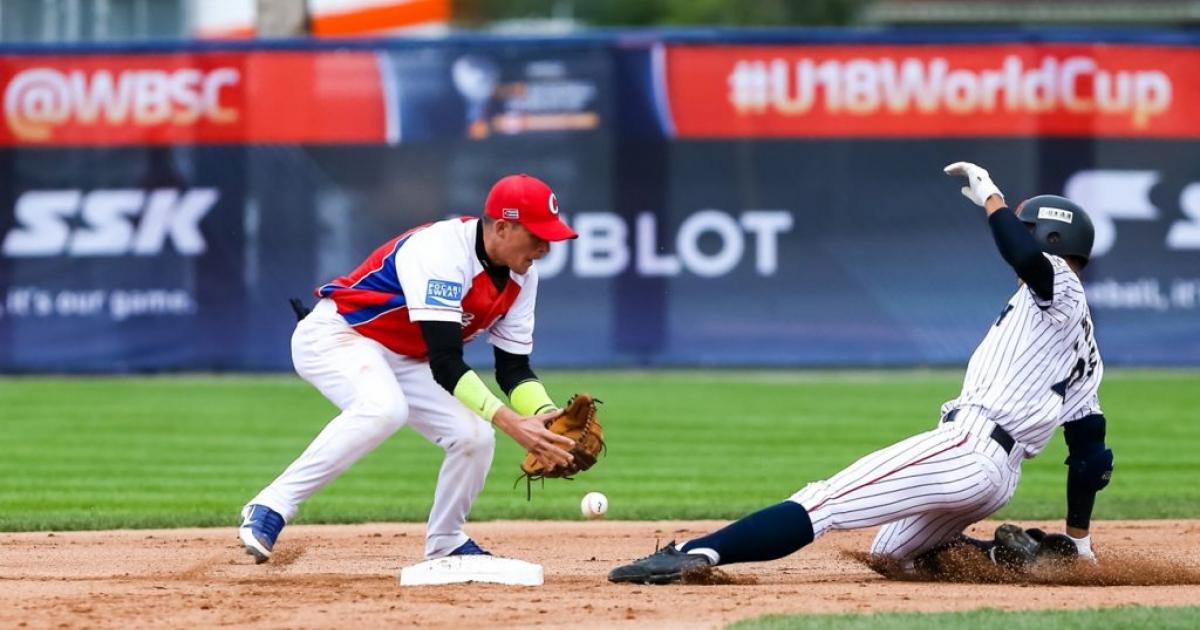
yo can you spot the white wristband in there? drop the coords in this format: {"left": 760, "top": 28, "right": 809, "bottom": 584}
{"left": 974, "top": 179, "right": 1003, "bottom": 205}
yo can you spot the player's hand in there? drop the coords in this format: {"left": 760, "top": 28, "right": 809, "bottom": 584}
{"left": 494, "top": 407, "right": 575, "bottom": 471}
{"left": 944, "top": 161, "right": 1004, "bottom": 207}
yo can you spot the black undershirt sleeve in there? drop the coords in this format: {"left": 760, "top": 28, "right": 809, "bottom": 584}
{"left": 988, "top": 207, "right": 1055, "bottom": 302}
{"left": 418, "top": 221, "right": 518, "bottom": 396}
{"left": 419, "top": 320, "right": 470, "bottom": 394}
{"left": 494, "top": 347, "right": 538, "bottom": 396}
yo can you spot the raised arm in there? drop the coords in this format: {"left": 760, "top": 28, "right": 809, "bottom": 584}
{"left": 943, "top": 162, "right": 1054, "bottom": 301}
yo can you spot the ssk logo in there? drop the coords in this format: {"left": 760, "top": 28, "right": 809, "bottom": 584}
{"left": 2, "top": 188, "right": 218, "bottom": 257}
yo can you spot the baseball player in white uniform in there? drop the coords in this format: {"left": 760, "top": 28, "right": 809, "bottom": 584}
{"left": 239, "top": 174, "right": 579, "bottom": 564}
{"left": 609, "top": 162, "right": 1114, "bottom": 584}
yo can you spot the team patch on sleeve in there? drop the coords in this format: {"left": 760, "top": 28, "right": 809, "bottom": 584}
{"left": 425, "top": 279, "right": 464, "bottom": 307}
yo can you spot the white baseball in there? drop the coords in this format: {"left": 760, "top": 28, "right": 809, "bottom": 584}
{"left": 581, "top": 491, "right": 608, "bottom": 519}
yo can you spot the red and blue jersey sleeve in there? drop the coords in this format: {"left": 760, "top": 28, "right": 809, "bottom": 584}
{"left": 315, "top": 218, "right": 533, "bottom": 359}
{"left": 316, "top": 230, "right": 416, "bottom": 326}
{"left": 315, "top": 223, "right": 461, "bottom": 356}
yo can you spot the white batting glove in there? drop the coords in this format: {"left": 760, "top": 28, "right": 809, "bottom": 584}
{"left": 1068, "top": 533, "right": 1097, "bottom": 563}
{"left": 943, "top": 161, "right": 1004, "bottom": 207}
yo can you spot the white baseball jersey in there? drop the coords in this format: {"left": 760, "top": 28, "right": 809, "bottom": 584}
{"left": 943, "top": 253, "right": 1103, "bottom": 457}
{"left": 789, "top": 254, "right": 1103, "bottom": 565}
{"left": 317, "top": 217, "right": 539, "bottom": 357}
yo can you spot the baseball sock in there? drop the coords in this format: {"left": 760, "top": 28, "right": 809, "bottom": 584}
{"left": 680, "top": 501, "right": 814, "bottom": 566}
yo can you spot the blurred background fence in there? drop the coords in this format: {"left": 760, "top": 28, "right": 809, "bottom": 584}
{"left": 1, "top": 1, "right": 1199, "bottom": 371}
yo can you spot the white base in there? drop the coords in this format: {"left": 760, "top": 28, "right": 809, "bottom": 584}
{"left": 399, "top": 555, "right": 544, "bottom": 587}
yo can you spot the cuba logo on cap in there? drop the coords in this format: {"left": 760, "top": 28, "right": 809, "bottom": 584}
{"left": 549, "top": 193, "right": 559, "bottom": 215}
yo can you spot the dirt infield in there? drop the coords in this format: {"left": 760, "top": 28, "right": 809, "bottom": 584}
{"left": 4, "top": 520, "right": 1199, "bottom": 630}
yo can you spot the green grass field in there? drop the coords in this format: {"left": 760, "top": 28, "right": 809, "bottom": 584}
{"left": 728, "top": 607, "right": 1200, "bottom": 630}
{"left": 1, "top": 369, "right": 1197, "bottom": 531}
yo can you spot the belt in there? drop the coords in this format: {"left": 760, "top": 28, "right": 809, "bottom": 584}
{"left": 942, "top": 408, "right": 1015, "bottom": 455}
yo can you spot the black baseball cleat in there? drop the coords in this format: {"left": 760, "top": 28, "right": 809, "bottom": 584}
{"left": 1023, "top": 527, "right": 1048, "bottom": 543}
{"left": 608, "top": 541, "right": 713, "bottom": 585}
{"left": 1036, "top": 533, "right": 1081, "bottom": 565}
{"left": 990, "top": 523, "right": 1040, "bottom": 570}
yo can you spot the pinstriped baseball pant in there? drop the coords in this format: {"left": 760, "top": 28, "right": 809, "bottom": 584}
{"left": 789, "top": 410, "right": 1023, "bottom": 567}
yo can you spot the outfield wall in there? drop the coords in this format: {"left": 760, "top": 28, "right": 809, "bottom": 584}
{"left": 1, "top": 30, "right": 1198, "bottom": 371}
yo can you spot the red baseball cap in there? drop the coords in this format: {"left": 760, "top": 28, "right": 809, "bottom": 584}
{"left": 484, "top": 174, "right": 578, "bottom": 241}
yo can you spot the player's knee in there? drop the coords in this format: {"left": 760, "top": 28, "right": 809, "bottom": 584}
{"left": 1064, "top": 414, "right": 1113, "bottom": 492}
{"left": 868, "top": 524, "right": 912, "bottom": 560}
{"left": 1067, "top": 447, "right": 1113, "bottom": 492}
{"left": 351, "top": 395, "right": 409, "bottom": 433}
{"left": 869, "top": 539, "right": 895, "bottom": 558}
{"left": 440, "top": 422, "right": 496, "bottom": 455}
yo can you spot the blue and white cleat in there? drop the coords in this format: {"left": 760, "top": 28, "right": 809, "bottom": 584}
{"left": 239, "top": 504, "right": 285, "bottom": 564}
{"left": 447, "top": 538, "right": 492, "bottom": 556}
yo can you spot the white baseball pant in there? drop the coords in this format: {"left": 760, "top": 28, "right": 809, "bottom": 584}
{"left": 248, "top": 299, "right": 495, "bottom": 559}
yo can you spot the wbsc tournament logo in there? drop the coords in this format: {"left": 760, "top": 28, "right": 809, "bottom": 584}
{"left": 425, "top": 280, "right": 464, "bottom": 307}
{"left": 3, "top": 66, "right": 240, "bottom": 142}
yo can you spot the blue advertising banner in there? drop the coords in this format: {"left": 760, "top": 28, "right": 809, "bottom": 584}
{"left": 1, "top": 32, "right": 1198, "bottom": 372}
{"left": 0, "top": 146, "right": 250, "bottom": 370}
{"left": 641, "top": 140, "right": 1200, "bottom": 366}
{"left": 381, "top": 41, "right": 612, "bottom": 143}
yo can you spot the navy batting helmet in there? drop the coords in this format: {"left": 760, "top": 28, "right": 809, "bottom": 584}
{"left": 1015, "top": 195, "right": 1095, "bottom": 266}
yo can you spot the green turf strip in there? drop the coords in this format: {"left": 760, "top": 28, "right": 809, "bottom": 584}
{"left": 0, "top": 369, "right": 1196, "bottom": 531}
{"left": 726, "top": 606, "right": 1200, "bottom": 630}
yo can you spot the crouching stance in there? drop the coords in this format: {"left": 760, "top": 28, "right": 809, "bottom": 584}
{"left": 240, "top": 174, "right": 579, "bottom": 564}
{"left": 610, "top": 163, "right": 1113, "bottom": 584}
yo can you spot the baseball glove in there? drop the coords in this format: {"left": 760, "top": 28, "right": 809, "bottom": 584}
{"left": 520, "top": 393, "right": 605, "bottom": 491}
